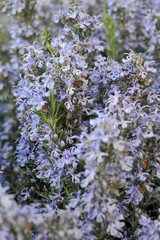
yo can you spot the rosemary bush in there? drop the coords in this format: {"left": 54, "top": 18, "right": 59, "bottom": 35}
{"left": 0, "top": 0, "right": 160, "bottom": 239}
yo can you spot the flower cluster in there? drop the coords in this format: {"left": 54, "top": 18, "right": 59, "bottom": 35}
{"left": 0, "top": 184, "right": 84, "bottom": 240}
{"left": 0, "top": 0, "right": 70, "bottom": 198}
{"left": 82, "top": 0, "right": 160, "bottom": 58}
{"left": 71, "top": 52, "right": 160, "bottom": 239}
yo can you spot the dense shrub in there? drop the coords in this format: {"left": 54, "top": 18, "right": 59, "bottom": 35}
{"left": 0, "top": 0, "right": 160, "bottom": 239}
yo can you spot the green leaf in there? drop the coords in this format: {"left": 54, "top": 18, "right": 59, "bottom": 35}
{"left": 46, "top": 42, "right": 53, "bottom": 55}
{"left": 33, "top": 89, "right": 67, "bottom": 142}
{"left": 64, "top": 186, "right": 70, "bottom": 197}
{"left": 156, "top": 17, "right": 160, "bottom": 31}
{"left": 37, "top": 191, "right": 49, "bottom": 199}
{"left": 58, "top": 129, "right": 65, "bottom": 140}
{"left": 41, "top": 29, "right": 53, "bottom": 54}
{"left": 42, "top": 28, "right": 48, "bottom": 45}
{"left": 102, "top": 3, "right": 119, "bottom": 60}
{"left": 102, "top": 3, "right": 107, "bottom": 15}
{"left": 51, "top": 102, "right": 56, "bottom": 117}
{"left": 51, "top": 118, "right": 58, "bottom": 131}
{"left": 33, "top": 109, "right": 48, "bottom": 124}
{"left": 56, "top": 103, "right": 62, "bottom": 116}
{"left": 49, "top": 89, "right": 54, "bottom": 104}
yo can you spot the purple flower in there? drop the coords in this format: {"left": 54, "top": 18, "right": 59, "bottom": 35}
{"left": 125, "top": 182, "right": 143, "bottom": 205}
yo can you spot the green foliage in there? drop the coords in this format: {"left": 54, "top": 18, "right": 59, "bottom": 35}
{"left": 14, "top": 164, "right": 52, "bottom": 204}
{"left": 18, "top": 1, "right": 36, "bottom": 23}
{"left": 0, "top": 19, "right": 10, "bottom": 63}
{"left": 42, "top": 29, "right": 53, "bottom": 55}
{"left": 0, "top": 28, "right": 6, "bottom": 44}
{"left": 68, "top": 0, "right": 81, "bottom": 7}
{"left": 33, "top": 89, "right": 66, "bottom": 141}
{"left": 102, "top": 3, "right": 119, "bottom": 60}
{"left": 156, "top": 17, "right": 160, "bottom": 31}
